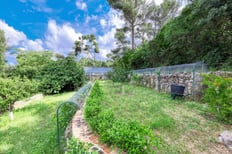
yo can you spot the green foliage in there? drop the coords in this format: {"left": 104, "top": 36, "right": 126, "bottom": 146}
{"left": 39, "top": 57, "right": 85, "bottom": 94}
{"left": 131, "top": 73, "right": 143, "bottom": 85}
{"left": 116, "top": 0, "right": 232, "bottom": 70}
{"left": 58, "top": 83, "right": 92, "bottom": 153}
{"left": 0, "top": 30, "right": 6, "bottom": 73}
{"left": 109, "top": 54, "right": 132, "bottom": 83}
{"left": 0, "top": 77, "right": 39, "bottom": 112}
{"left": 73, "top": 34, "right": 99, "bottom": 56}
{"left": 14, "top": 50, "right": 53, "bottom": 79}
{"left": 84, "top": 81, "right": 156, "bottom": 154}
{"left": 66, "top": 138, "right": 97, "bottom": 154}
{"left": 110, "top": 67, "right": 130, "bottom": 83}
{"left": 203, "top": 74, "right": 232, "bottom": 123}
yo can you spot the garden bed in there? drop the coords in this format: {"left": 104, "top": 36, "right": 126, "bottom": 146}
{"left": 99, "top": 81, "right": 232, "bottom": 154}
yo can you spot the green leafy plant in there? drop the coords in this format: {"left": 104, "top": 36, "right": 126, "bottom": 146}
{"left": 84, "top": 81, "right": 157, "bottom": 154}
{"left": 66, "top": 138, "right": 98, "bottom": 154}
{"left": 203, "top": 74, "right": 232, "bottom": 123}
{"left": 0, "top": 77, "right": 39, "bottom": 112}
{"left": 38, "top": 57, "right": 85, "bottom": 94}
{"left": 131, "top": 73, "right": 143, "bottom": 85}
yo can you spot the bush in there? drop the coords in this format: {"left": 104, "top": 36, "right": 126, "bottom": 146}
{"left": 84, "top": 81, "right": 156, "bottom": 154}
{"left": 203, "top": 74, "right": 232, "bottom": 123}
{"left": 0, "top": 77, "right": 39, "bottom": 112}
{"left": 39, "top": 57, "right": 85, "bottom": 94}
{"left": 66, "top": 138, "right": 97, "bottom": 154}
{"left": 110, "top": 66, "right": 131, "bottom": 83}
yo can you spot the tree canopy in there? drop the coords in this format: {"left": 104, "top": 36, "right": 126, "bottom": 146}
{"left": 107, "top": 0, "right": 179, "bottom": 60}
{"left": 14, "top": 50, "right": 53, "bottom": 79}
{"left": 0, "top": 30, "right": 6, "bottom": 72}
{"left": 116, "top": 0, "right": 232, "bottom": 70}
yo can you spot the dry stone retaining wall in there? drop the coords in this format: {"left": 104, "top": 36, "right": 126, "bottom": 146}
{"left": 134, "top": 71, "right": 231, "bottom": 100}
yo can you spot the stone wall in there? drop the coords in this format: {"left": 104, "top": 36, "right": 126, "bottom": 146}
{"left": 86, "top": 74, "right": 109, "bottom": 81}
{"left": 133, "top": 71, "right": 232, "bottom": 100}
{"left": 134, "top": 72, "right": 202, "bottom": 99}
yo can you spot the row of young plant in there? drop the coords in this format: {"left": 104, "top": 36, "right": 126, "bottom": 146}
{"left": 84, "top": 81, "right": 158, "bottom": 154}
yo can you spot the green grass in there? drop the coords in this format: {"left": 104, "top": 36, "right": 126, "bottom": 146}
{"left": 0, "top": 92, "right": 74, "bottom": 154}
{"left": 100, "top": 81, "right": 232, "bottom": 154}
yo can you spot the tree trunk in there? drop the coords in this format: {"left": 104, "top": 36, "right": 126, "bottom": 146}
{"left": 131, "top": 24, "right": 135, "bottom": 50}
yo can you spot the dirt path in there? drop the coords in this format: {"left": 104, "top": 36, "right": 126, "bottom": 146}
{"left": 71, "top": 109, "right": 118, "bottom": 154}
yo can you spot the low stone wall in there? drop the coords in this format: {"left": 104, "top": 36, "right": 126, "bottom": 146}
{"left": 133, "top": 71, "right": 231, "bottom": 100}
{"left": 13, "top": 94, "right": 44, "bottom": 110}
{"left": 86, "top": 75, "right": 109, "bottom": 81}
{"left": 135, "top": 72, "right": 201, "bottom": 99}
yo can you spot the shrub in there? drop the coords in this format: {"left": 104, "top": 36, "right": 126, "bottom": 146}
{"left": 84, "top": 81, "right": 156, "bottom": 154}
{"left": 203, "top": 74, "right": 232, "bottom": 123}
{"left": 131, "top": 73, "right": 143, "bottom": 85}
{"left": 39, "top": 57, "right": 85, "bottom": 94}
{"left": 0, "top": 77, "right": 39, "bottom": 112}
{"left": 66, "top": 138, "right": 97, "bottom": 154}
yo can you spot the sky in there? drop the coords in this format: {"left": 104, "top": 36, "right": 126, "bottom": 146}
{"left": 0, "top": 0, "right": 164, "bottom": 64}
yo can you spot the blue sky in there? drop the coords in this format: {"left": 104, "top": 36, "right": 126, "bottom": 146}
{"left": 0, "top": 0, "right": 164, "bottom": 64}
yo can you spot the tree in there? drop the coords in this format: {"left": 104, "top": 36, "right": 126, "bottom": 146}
{"left": 133, "top": 0, "right": 232, "bottom": 69}
{"left": 107, "top": 28, "right": 130, "bottom": 60}
{"left": 39, "top": 57, "right": 85, "bottom": 94}
{"left": 107, "top": 0, "right": 179, "bottom": 64}
{"left": 14, "top": 50, "right": 53, "bottom": 79}
{"left": 0, "top": 30, "right": 6, "bottom": 72}
{"left": 73, "top": 34, "right": 99, "bottom": 64}
{"left": 150, "top": 0, "right": 179, "bottom": 36}
{"left": 108, "top": 0, "right": 156, "bottom": 50}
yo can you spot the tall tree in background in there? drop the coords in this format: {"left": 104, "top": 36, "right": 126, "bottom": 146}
{"left": 0, "top": 30, "right": 6, "bottom": 72}
{"left": 107, "top": 28, "right": 130, "bottom": 60}
{"left": 73, "top": 34, "right": 99, "bottom": 65}
{"left": 107, "top": 0, "right": 156, "bottom": 50}
{"left": 151, "top": 0, "right": 179, "bottom": 36}
{"left": 107, "top": 0, "right": 179, "bottom": 60}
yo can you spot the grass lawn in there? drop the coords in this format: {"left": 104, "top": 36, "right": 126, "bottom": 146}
{"left": 100, "top": 81, "right": 232, "bottom": 154}
{"left": 0, "top": 92, "right": 74, "bottom": 154}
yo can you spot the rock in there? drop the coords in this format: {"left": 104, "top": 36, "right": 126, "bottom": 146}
{"left": 89, "top": 145, "right": 107, "bottom": 154}
{"left": 218, "top": 130, "right": 232, "bottom": 151}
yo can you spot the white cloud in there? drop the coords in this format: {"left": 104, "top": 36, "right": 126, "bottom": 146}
{"left": 98, "top": 28, "right": 117, "bottom": 58}
{"left": 147, "top": 0, "right": 163, "bottom": 5}
{"left": 0, "top": 20, "right": 44, "bottom": 51}
{"left": 97, "top": 9, "right": 125, "bottom": 58}
{"left": 108, "top": 9, "right": 124, "bottom": 29}
{"left": 100, "top": 19, "right": 106, "bottom": 27}
{"left": 155, "top": 0, "right": 163, "bottom": 5}
{"left": 85, "top": 15, "right": 98, "bottom": 24}
{"left": 44, "top": 20, "right": 82, "bottom": 55}
{"left": 75, "top": 1, "right": 87, "bottom": 11}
